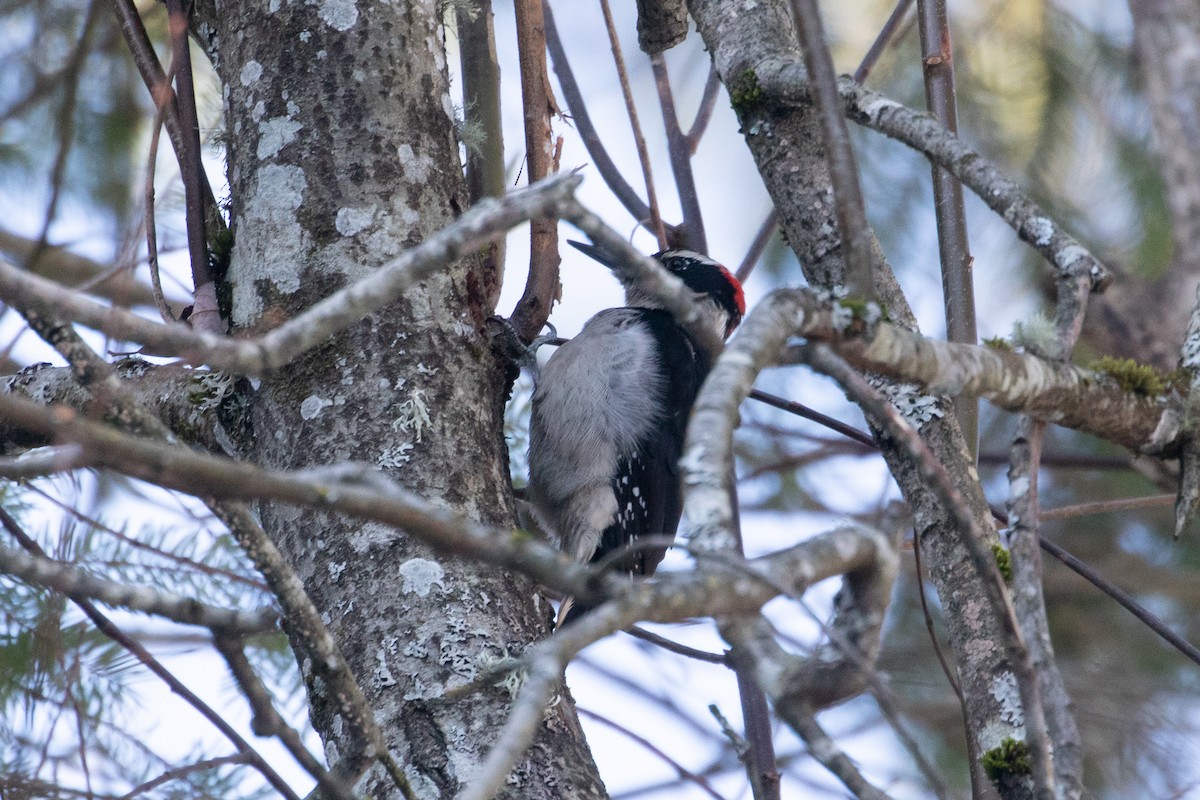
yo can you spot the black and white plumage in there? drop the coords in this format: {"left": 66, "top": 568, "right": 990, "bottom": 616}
{"left": 527, "top": 242, "right": 745, "bottom": 626}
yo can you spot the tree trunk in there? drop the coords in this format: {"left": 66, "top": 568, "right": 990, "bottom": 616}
{"left": 207, "top": 2, "right": 605, "bottom": 796}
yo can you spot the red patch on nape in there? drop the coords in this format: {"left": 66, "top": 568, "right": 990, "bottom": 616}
{"left": 715, "top": 263, "right": 744, "bottom": 316}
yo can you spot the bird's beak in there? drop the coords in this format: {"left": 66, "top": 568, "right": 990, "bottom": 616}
{"left": 566, "top": 239, "right": 617, "bottom": 270}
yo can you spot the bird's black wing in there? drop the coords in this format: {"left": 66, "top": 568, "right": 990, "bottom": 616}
{"left": 595, "top": 309, "right": 705, "bottom": 576}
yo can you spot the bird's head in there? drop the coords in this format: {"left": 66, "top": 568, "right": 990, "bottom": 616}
{"left": 568, "top": 240, "right": 745, "bottom": 341}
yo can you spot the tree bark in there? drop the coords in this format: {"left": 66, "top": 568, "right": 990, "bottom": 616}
{"left": 207, "top": 2, "right": 604, "bottom": 796}
{"left": 686, "top": 1, "right": 1028, "bottom": 794}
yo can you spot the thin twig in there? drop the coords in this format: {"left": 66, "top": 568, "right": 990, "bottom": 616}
{"left": 990, "top": 503, "right": 1200, "bottom": 669}
{"left": 910, "top": 527, "right": 962, "bottom": 700}
{"left": 23, "top": 482, "right": 269, "bottom": 591}
{"left": 916, "top": 0, "right": 977, "bottom": 455}
{"left": 145, "top": 64, "right": 178, "bottom": 323}
{"left": 685, "top": 65, "right": 723, "bottom": 152}
{"left": 599, "top": 0, "right": 667, "bottom": 249}
{"left": 749, "top": 389, "right": 875, "bottom": 447}
{"left": 1052, "top": 544, "right": 1200, "bottom": 665}
{"left": 728, "top": 482, "right": 781, "bottom": 800}
{"left": 980, "top": 451, "right": 1132, "bottom": 470}
{"left": 458, "top": 647, "right": 569, "bottom": 800}
{"left": 110, "top": 0, "right": 226, "bottom": 244}
{"left": 626, "top": 626, "right": 727, "bottom": 664}
{"left": 1038, "top": 493, "right": 1173, "bottom": 521}
{"left": 578, "top": 708, "right": 727, "bottom": 800}
{"left": 735, "top": 210, "right": 778, "bottom": 283}
{"left": 744, "top": 68, "right": 1110, "bottom": 290}
{"left": 650, "top": 53, "right": 706, "bottom": 251}
{"left": 804, "top": 343, "right": 1055, "bottom": 798}
{"left": 788, "top": 0, "right": 874, "bottom": 297}
{"left": 68, "top": 661, "right": 94, "bottom": 800}
{"left": 543, "top": 2, "right": 666, "bottom": 235}
{"left": 0, "top": 174, "right": 582, "bottom": 374}
{"left": 203, "top": 503, "right": 416, "bottom": 799}
{"left": 733, "top": 653, "right": 781, "bottom": 800}
{"left": 0, "top": 446, "right": 84, "bottom": 479}
{"left": 0, "top": 228, "right": 171, "bottom": 308}
{"left": 26, "top": 0, "right": 103, "bottom": 272}
{"left": 1008, "top": 257, "right": 1092, "bottom": 796}
{"left": 213, "top": 635, "right": 350, "bottom": 800}
{"left": 1005, "top": 419, "right": 1062, "bottom": 799}
{"left": 0, "top": 510, "right": 300, "bottom": 800}
{"left": 9, "top": 266, "right": 402, "bottom": 794}
{"left": 864, "top": 662, "right": 956, "bottom": 800}
{"left": 119, "top": 754, "right": 250, "bottom": 799}
{"left": 772, "top": 583, "right": 952, "bottom": 800}
{"left": 576, "top": 655, "right": 716, "bottom": 738}
{"left": 853, "top": 0, "right": 914, "bottom": 83}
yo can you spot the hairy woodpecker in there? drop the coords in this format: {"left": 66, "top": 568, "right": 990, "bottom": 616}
{"left": 527, "top": 241, "right": 745, "bottom": 626}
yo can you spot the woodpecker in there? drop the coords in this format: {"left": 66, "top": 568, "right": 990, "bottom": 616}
{"left": 527, "top": 240, "right": 745, "bottom": 626}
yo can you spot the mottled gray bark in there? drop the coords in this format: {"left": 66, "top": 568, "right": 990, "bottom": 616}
{"left": 686, "top": 1, "right": 1031, "bottom": 795}
{"left": 204, "top": 1, "right": 604, "bottom": 797}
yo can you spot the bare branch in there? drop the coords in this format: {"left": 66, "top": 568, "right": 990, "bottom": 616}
{"left": 162, "top": 0, "right": 212, "bottom": 311}
{"left": 0, "top": 445, "right": 84, "bottom": 479}
{"left": 1032, "top": 533, "right": 1200, "bottom": 668}
{"left": 626, "top": 626, "right": 727, "bottom": 663}
{"left": 0, "top": 174, "right": 583, "bottom": 375}
{"left": 749, "top": 387, "right": 874, "bottom": 447}
{"left": 144, "top": 73, "right": 178, "bottom": 324}
{"left": 1, "top": 272, "right": 1182, "bottom": 459}
{"left": 743, "top": 61, "right": 1111, "bottom": 291}
{"left": 0, "top": 229, "right": 173, "bottom": 310}
{"left": 25, "top": 0, "right": 103, "bottom": 277}
{"left": 910, "top": 526, "right": 962, "bottom": 701}
{"left": 508, "top": 0, "right": 562, "bottom": 342}
{"left": 456, "top": 0, "right": 507, "bottom": 311}
{"left": 6, "top": 266, "right": 403, "bottom": 795}
{"left": 0, "top": 391, "right": 594, "bottom": 600}
{"left": 0, "top": 541, "right": 277, "bottom": 634}
{"left": 457, "top": 654, "right": 559, "bottom": 800}
{"left": 110, "top": 0, "right": 226, "bottom": 244}
{"left": 785, "top": 708, "right": 895, "bottom": 800}
{"left": 0, "top": 392, "right": 909, "bottom": 626}
{"left": 818, "top": 318, "right": 1179, "bottom": 454}
{"left": 460, "top": 524, "right": 899, "bottom": 799}
{"left": 203, "top": 501, "right": 416, "bottom": 798}
{"left": 1038, "top": 494, "right": 1174, "bottom": 521}
{"left": 119, "top": 755, "right": 251, "bottom": 800}
{"left": 806, "top": 345, "right": 1055, "bottom": 800}
{"left": 213, "top": 635, "right": 350, "bottom": 800}
{"left": 1005, "top": 420, "right": 1070, "bottom": 798}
